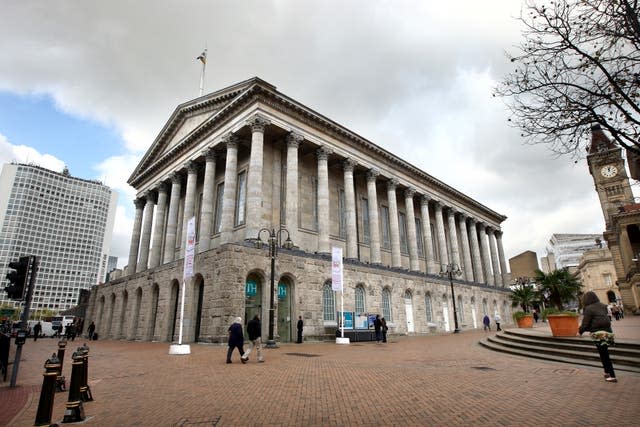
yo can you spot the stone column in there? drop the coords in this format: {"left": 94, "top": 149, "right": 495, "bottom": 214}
{"left": 163, "top": 172, "right": 182, "bottom": 263}
{"left": 220, "top": 134, "right": 239, "bottom": 244}
{"left": 386, "top": 179, "right": 401, "bottom": 268}
{"left": 127, "top": 198, "right": 145, "bottom": 275}
{"left": 199, "top": 148, "right": 217, "bottom": 252}
{"left": 285, "top": 132, "right": 302, "bottom": 246}
{"left": 468, "top": 219, "right": 484, "bottom": 283}
{"left": 404, "top": 188, "right": 419, "bottom": 271}
{"left": 245, "top": 114, "right": 269, "bottom": 240}
{"left": 137, "top": 192, "right": 156, "bottom": 272}
{"left": 488, "top": 227, "right": 502, "bottom": 286}
{"left": 496, "top": 231, "right": 509, "bottom": 287}
{"left": 447, "top": 208, "right": 461, "bottom": 270}
{"left": 434, "top": 201, "right": 448, "bottom": 269}
{"left": 420, "top": 195, "right": 437, "bottom": 274}
{"left": 343, "top": 158, "right": 358, "bottom": 260}
{"left": 458, "top": 213, "right": 473, "bottom": 282}
{"left": 367, "top": 169, "right": 381, "bottom": 264}
{"left": 478, "top": 222, "right": 494, "bottom": 286}
{"left": 149, "top": 182, "right": 168, "bottom": 268}
{"left": 317, "top": 146, "right": 330, "bottom": 254}
{"left": 180, "top": 160, "right": 199, "bottom": 258}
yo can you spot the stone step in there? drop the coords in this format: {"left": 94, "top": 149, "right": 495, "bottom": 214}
{"left": 479, "top": 330, "right": 640, "bottom": 374}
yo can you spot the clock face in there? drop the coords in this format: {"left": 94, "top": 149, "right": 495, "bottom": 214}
{"left": 601, "top": 165, "right": 618, "bottom": 178}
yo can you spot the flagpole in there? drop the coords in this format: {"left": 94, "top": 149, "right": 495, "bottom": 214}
{"left": 170, "top": 216, "right": 196, "bottom": 355}
{"left": 198, "top": 48, "right": 207, "bottom": 96}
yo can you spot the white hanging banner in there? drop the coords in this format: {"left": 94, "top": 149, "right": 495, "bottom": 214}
{"left": 331, "top": 247, "right": 343, "bottom": 291}
{"left": 183, "top": 216, "right": 196, "bottom": 279}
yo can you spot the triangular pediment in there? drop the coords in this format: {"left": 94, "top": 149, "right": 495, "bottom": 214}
{"left": 128, "top": 77, "right": 276, "bottom": 186}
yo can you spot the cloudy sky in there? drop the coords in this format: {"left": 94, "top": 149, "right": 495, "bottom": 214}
{"left": 0, "top": 0, "right": 613, "bottom": 269}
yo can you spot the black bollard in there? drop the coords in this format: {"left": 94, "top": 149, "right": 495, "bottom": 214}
{"left": 34, "top": 354, "right": 60, "bottom": 426}
{"left": 61, "top": 351, "right": 85, "bottom": 423}
{"left": 77, "top": 343, "right": 93, "bottom": 402}
{"left": 56, "top": 337, "right": 67, "bottom": 392}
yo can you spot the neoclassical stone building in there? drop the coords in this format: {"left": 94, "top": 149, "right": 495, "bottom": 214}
{"left": 85, "top": 77, "right": 513, "bottom": 343}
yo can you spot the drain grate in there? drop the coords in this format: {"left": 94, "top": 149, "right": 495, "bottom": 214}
{"left": 176, "top": 416, "right": 221, "bottom": 426}
{"left": 471, "top": 366, "right": 496, "bottom": 371}
{"left": 284, "top": 352, "right": 320, "bottom": 357}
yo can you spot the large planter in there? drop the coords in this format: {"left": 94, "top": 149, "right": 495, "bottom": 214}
{"left": 547, "top": 314, "right": 579, "bottom": 337}
{"left": 515, "top": 314, "right": 534, "bottom": 328}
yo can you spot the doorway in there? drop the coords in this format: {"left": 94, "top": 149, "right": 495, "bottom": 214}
{"left": 404, "top": 291, "right": 414, "bottom": 333}
{"left": 277, "top": 278, "right": 292, "bottom": 342}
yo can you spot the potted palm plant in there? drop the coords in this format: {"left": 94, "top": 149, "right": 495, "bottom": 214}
{"left": 509, "top": 280, "right": 536, "bottom": 328}
{"left": 534, "top": 268, "right": 582, "bottom": 337}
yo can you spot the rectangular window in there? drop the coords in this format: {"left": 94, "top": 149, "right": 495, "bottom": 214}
{"left": 235, "top": 171, "right": 247, "bottom": 226}
{"left": 603, "top": 273, "right": 612, "bottom": 287}
{"left": 362, "top": 198, "right": 370, "bottom": 244}
{"left": 430, "top": 222, "right": 438, "bottom": 260}
{"left": 214, "top": 182, "right": 224, "bottom": 233}
{"left": 195, "top": 192, "right": 203, "bottom": 241}
{"left": 416, "top": 218, "right": 424, "bottom": 256}
{"left": 338, "top": 189, "right": 346, "bottom": 239}
{"left": 381, "top": 206, "right": 390, "bottom": 249}
{"left": 399, "top": 212, "right": 408, "bottom": 253}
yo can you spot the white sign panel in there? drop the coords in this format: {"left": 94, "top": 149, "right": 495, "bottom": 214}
{"left": 183, "top": 216, "right": 196, "bottom": 279}
{"left": 331, "top": 247, "right": 343, "bottom": 291}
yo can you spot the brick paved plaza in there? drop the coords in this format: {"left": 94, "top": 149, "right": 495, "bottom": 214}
{"left": 2, "top": 318, "right": 640, "bottom": 427}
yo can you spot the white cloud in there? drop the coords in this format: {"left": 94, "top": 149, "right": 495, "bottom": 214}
{"left": 0, "top": 133, "right": 66, "bottom": 172}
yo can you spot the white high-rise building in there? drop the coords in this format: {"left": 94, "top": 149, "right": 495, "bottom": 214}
{"left": 0, "top": 163, "right": 118, "bottom": 311}
{"left": 544, "top": 233, "right": 604, "bottom": 270}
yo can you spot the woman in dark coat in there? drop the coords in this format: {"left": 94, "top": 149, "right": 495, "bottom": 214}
{"left": 373, "top": 315, "right": 382, "bottom": 343}
{"left": 579, "top": 291, "right": 617, "bottom": 382}
{"left": 227, "top": 317, "right": 245, "bottom": 364}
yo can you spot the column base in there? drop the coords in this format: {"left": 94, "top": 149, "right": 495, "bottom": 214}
{"left": 62, "top": 400, "right": 85, "bottom": 423}
{"left": 336, "top": 337, "right": 350, "bottom": 345}
{"left": 169, "top": 344, "right": 191, "bottom": 355}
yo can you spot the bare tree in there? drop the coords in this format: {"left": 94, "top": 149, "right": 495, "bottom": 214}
{"left": 495, "top": 0, "right": 640, "bottom": 158}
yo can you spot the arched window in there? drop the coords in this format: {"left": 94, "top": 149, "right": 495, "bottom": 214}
{"left": 425, "top": 293, "right": 433, "bottom": 323}
{"left": 323, "top": 282, "right": 335, "bottom": 322}
{"left": 382, "top": 288, "right": 392, "bottom": 321}
{"left": 457, "top": 295, "right": 465, "bottom": 323}
{"left": 355, "top": 285, "right": 366, "bottom": 314}
{"left": 482, "top": 298, "right": 488, "bottom": 315}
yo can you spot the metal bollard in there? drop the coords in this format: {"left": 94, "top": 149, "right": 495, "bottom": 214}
{"left": 34, "top": 354, "right": 60, "bottom": 426}
{"left": 77, "top": 343, "right": 93, "bottom": 402}
{"left": 56, "top": 337, "right": 67, "bottom": 392}
{"left": 61, "top": 351, "right": 85, "bottom": 423}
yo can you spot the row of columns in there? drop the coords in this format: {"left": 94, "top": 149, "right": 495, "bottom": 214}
{"left": 126, "top": 114, "right": 508, "bottom": 286}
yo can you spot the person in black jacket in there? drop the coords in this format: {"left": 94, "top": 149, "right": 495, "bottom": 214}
{"left": 227, "top": 317, "right": 245, "bottom": 364}
{"left": 579, "top": 291, "right": 617, "bottom": 382}
{"left": 296, "top": 316, "right": 303, "bottom": 344}
{"left": 373, "top": 315, "right": 382, "bottom": 343}
{"left": 241, "top": 315, "right": 263, "bottom": 363}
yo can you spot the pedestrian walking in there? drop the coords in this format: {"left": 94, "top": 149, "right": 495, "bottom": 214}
{"left": 494, "top": 313, "right": 502, "bottom": 331}
{"left": 482, "top": 314, "right": 490, "bottom": 331}
{"left": 373, "top": 314, "right": 382, "bottom": 343}
{"left": 88, "top": 321, "right": 96, "bottom": 340}
{"left": 242, "top": 315, "right": 264, "bottom": 363}
{"left": 381, "top": 317, "right": 388, "bottom": 343}
{"left": 533, "top": 310, "right": 539, "bottom": 323}
{"left": 579, "top": 291, "right": 617, "bottom": 382}
{"left": 296, "top": 316, "right": 304, "bottom": 344}
{"left": 227, "top": 317, "right": 245, "bottom": 364}
{"left": 33, "top": 321, "right": 42, "bottom": 341}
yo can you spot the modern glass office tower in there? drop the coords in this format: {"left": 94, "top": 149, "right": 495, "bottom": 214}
{"left": 0, "top": 163, "right": 118, "bottom": 311}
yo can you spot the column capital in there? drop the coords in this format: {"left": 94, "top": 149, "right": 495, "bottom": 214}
{"left": 134, "top": 198, "right": 146, "bottom": 209}
{"left": 457, "top": 211, "right": 468, "bottom": 220}
{"left": 169, "top": 171, "right": 183, "bottom": 185}
{"left": 286, "top": 131, "right": 303, "bottom": 148}
{"left": 316, "top": 146, "right": 331, "bottom": 161}
{"left": 421, "top": 194, "right": 432, "bottom": 206}
{"left": 223, "top": 132, "right": 239, "bottom": 149}
{"left": 203, "top": 147, "right": 217, "bottom": 161}
{"left": 404, "top": 187, "right": 416, "bottom": 199}
{"left": 143, "top": 190, "right": 157, "bottom": 204}
{"left": 246, "top": 114, "right": 270, "bottom": 133}
{"left": 432, "top": 199, "right": 443, "bottom": 209}
{"left": 184, "top": 160, "right": 199, "bottom": 174}
{"left": 495, "top": 230, "right": 503, "bottom": 238}
{"left": 366, "top": 168, "right": 380, "bottom": 182}
{"left": 476, "top": 222, "right": 487, "bottom": 231}
{"left": 155, "top": 182, "right": 168, "bottom": 194}
{"left": 448, "top": 206, "right": 458, "bottom": 215}
{"left": 343, "top": 158, "right": 356, "bottom": 173}
{"left": 386, "top": 178, "right": 399, "bottom": 191}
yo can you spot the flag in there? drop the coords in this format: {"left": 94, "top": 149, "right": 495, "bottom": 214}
{"left": 197, "top": 50, "right": 207, "bottom": 65}
{"left": 331, "top": 247, "right": 343, "bottom": 291}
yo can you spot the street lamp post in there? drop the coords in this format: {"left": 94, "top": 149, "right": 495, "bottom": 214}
{"left": 439, "top": 263, "right": 462, "bottom": 333}
{"left": 256, "top": 227, "right": 293, "bottom": 348}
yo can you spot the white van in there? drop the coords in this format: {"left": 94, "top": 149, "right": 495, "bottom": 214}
{"left": 27, "top": 320, "right": 55, "bottom": 338}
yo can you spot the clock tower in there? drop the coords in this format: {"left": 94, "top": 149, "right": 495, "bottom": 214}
{"left": 587, "top": 125, "right": 635, "bottom": 227}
